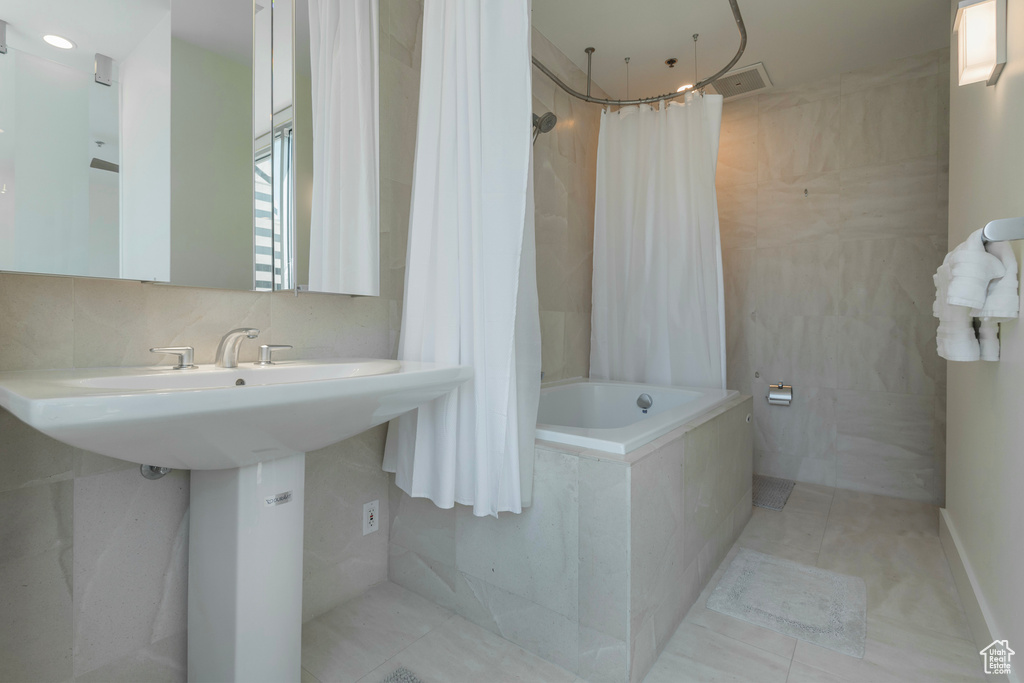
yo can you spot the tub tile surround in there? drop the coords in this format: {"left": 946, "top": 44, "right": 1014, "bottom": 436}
{"left": 0, "top": 1, "right": 424, "bottom": 680}
{"left": 532, "top": 27, "right": 603, "bottom": 383}
{"left": 717, "top": 48, "right": 949, "bottom": 505}
{"left": 388, "top": 395, "right": 754, "bottom": 683}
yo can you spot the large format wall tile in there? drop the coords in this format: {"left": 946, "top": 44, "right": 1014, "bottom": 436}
{"left": 715, "top": 48, "right": 946, "bottom": 504}
{"left": 0, "top": 273, "right": 75, "bottom": 371}
{"left": 454, "top": 448, "right": 579, "bottom": 621}
{"left": 840, "top": 50, "right": 939, "bottom": 96}
{"left": 72, "top": 279, "right": 271, "bottom": 367}
{"left": 0, "top": 410, "right": 76, "bottom": 492}
{"left": 454, "top": 571, "right": 579, "bottom": 674}
{"left": 752, "top": 383, "right": 837, "bottom": 464}
{"left": 718, "top": 183, "right": 757, "bottom": 251}
{"left": 530, "top": 37, "right": 600, "bottom": 384}
{"left": 756, "top": 172, "right": 840, "bottom": 247}
{"left": 838, "top": 237, "right": 946, "bottom": 317}
{"left": 540, "top": 310, "right": 567, "bottom": 381}
{"left": 836, "top": 390, "right": 939, "bottom": 502}
{"left": 835, "top": 314, "right": 940, "bottom": 396}
{"left": 723, "top": 248, "right": 756, "bottom": 396}
{"left": 839, "top": 76, "right": 938, "bottom": 170}
{"left": 757, "top": 75, "right": 841, "bottom": 115}
{"left": 758, "top": 97, "right": 840, "bottom": 182}
{"left": 269, "top": 291, "right": 390, "bottom": 359}
{"left": 754, "top": 315, "right": 837, "bottom": 388}
{"left": 0, "top": 546, "right": 73, "bottom": 682}
{"left": 717, "top": 98, "right": 759, "bottom": 187}
{"left": 74, "top": 632, "right": 186, "bottom": 683}
{"left": 388, "top": 543, "right": 458, "bottom": 611}
{"left": 578, "top": 458, "right": 629, "bottom": 642}
{"left": 755, "top": 240, "right": 840, "bottom": 317}
{"left": 302, "top": 428, "right": 390, "bottom": 622}
{"left": 0, "top": 478, "right": 74, "bottom": 682}
{"left": 72, "top": 469, "right": 189, "bottom": 678}
{"left": 839, "top": 158, "right": 941, "bottom": 239}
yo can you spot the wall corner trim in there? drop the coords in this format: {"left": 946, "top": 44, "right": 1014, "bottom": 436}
{"left": 939, "top": 507, "right": 1019, "bottom": 683}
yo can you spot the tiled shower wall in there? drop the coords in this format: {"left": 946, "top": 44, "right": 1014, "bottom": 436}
{"left": 531, "top": 28, "right": 602, "bottom": 382}
{"left": 0, "top": 1, "right": 424, "bottom": 681}
{"left": 717, "top": 49, "right": 949, "bottom": 505}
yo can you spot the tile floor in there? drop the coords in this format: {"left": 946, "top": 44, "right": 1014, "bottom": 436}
{"left": 301, "top": 484, "right": 987, "bottom": 683}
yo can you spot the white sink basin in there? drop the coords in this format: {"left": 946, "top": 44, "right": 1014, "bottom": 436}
{"left": 0, "top": 358, "right": 471, "bottom": 470}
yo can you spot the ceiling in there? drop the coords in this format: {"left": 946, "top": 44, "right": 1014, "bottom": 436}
{"left": 531, "top": 0, "right": 951, "bottom": 100}
{"left": 0, "top": 0, "right": 168, "bottom": 74}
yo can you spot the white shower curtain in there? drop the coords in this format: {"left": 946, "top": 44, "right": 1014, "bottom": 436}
{"left": 383, "top": 0, "right": 540, "bottom": 517}
{"left": 307, "top": 0, "right": 380, "bottom": 295}
{"left": 590, "top": 93, "right": 726, "bottom": 389}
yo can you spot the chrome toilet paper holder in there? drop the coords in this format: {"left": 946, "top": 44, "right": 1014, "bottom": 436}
{"left": 767, "top": 382, "right": 792, "bottom": 406}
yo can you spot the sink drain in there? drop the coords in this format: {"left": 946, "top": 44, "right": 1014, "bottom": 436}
{"left": 235, "top": 378, "right": 245, "bottom": 386}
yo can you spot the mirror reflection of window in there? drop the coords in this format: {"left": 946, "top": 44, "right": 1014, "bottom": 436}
{"left": 254, "top": 120, "right": 294, "bottom": 291}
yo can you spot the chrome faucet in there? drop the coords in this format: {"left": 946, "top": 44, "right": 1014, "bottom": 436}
{"left": 215, "top": 328, "right": 260, "bottom": 368}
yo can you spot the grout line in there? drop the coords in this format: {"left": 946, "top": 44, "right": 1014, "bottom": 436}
{"left": 784, "top": 648, "right": 796, "bottom": 683}
{"left": 814, "top": 490, "right": 836, "bottom": 563}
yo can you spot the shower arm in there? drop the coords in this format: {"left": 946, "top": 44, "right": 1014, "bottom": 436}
{"left": 531, "top": 0, "right": 747, "bottom": 107}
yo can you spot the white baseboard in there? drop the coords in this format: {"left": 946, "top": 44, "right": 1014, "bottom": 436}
{"left": 939, "top": 508, "right": 1019, "bottom": 683}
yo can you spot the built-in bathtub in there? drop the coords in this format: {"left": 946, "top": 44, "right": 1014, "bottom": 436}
{"left": 536, "top": 379, "right": 739, "bottom": 454}
{"left": 388, "top": 380, "right": 753, "bottom": 683}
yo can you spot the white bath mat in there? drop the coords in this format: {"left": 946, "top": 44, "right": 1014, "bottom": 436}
{"left": 707, "top": 548, "right": 867, "bottom": 657}
{"left": 752, "top": 474, "right": 795, "bottom": 511}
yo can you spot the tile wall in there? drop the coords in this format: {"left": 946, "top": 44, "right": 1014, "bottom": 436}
{"left": 0, "top": 1, "right": 424, "bottom": 680}
{"left": 717, "top": 49, "right": 949, "bottom": 505}
{"left": 531, "top": 28, "right": 603, "bottom": 382}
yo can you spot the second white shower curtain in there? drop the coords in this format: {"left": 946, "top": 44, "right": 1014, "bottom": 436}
{"left": 591, "top": 94, "right": 726, "bottom": 389}
{"left": 383, "top": 0, "right": 539, "bottom": 517}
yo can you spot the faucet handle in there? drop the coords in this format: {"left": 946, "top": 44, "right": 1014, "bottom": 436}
{"left": 256, "top": 345, "right": 292, "bottom": 366}
{"left": 150, "top": 346, "right": 196, "bottom": 370}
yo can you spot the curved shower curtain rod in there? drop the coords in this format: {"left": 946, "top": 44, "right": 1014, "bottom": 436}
{"left": 531, "top": 0, "right": 747, "bottom": 107}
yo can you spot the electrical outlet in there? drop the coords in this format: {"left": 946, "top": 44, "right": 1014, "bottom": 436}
{"left": 362, "top": 500, "right": 379, "bottom": 535}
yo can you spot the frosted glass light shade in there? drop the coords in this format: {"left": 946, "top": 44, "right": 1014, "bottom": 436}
{"left": 954, "top": 0, "right": 1006, "bottom": 86}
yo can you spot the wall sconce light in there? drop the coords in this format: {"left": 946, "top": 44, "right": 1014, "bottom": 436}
{"left": 953, "top": 0, "right": 1006, "bottom": 86}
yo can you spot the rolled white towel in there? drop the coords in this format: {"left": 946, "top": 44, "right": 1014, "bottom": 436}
{"left": 972, "top": 241, "right": 1019, "bottom": 319}
{"left": 946, "top": 230, "right": 1006, "bottom": 308}
{"left": 978, "top": 320, "right": 1000, "bottom": 361}
{"left": 972, "top": 241, "right": 1019, "bottom": 361}
{"left": 933, "top": 256, "right": 980, "bottom": 361}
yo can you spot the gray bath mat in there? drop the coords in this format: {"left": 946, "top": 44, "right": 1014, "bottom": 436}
{"left": 753, "top": 474, "right": 795, "bottom": 510}
{"left": 707, "top": 548, "right": 867, "bottom": 657}
{"left": 381, "top": 668, "right": 423, "bottom": 683}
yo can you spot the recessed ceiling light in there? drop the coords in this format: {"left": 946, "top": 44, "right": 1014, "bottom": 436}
{"left": 677, "top": 84, "right": 693, "bottom": 92}
{"left": 43, "top": 35, "right": 75, "bottom": 50}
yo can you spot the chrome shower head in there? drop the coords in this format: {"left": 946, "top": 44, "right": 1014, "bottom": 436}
{"left": 532, "top": 112, "right": 558, "bottom": 144}
{"left": 534, "top": 111, "right": 557, "bottom": 133}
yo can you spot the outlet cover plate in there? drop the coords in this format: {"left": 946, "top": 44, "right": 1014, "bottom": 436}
{"left": 363, "top": 500, "right": 379, "bottom": 535}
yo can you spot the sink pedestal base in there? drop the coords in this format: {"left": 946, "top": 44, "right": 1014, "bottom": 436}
{"left": 188, "top": 454, "right": 306, "bottom": 682}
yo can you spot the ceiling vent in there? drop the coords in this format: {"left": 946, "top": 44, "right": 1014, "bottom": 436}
{"left": 707, "top": 62, "right": 773, "bottom": 99}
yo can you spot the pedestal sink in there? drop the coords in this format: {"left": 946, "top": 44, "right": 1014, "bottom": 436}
{"left": 0, "top": 358, "right": 472, "bottom": 682}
